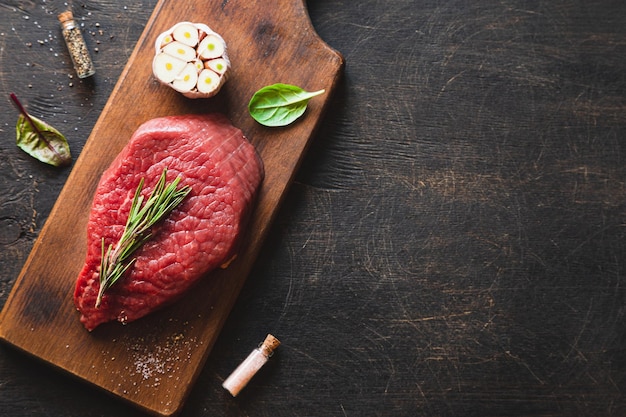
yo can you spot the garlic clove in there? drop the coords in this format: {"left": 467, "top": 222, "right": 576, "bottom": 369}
{"left": 152, "top": 52, "right": 188, "bottom": 84}
{"left": 172, "top": 22, "right": 199, "bottom": 47}
{"left": 197, "top": 68, "right": 221, "bottom": 95}
{"left": 158, "top": 33, "right": 175, "bottom": 49}
{"left": 192, "top": 58, "right": 204, "bottom": 73}
{"left": 198, "top": 34, "right": 225, "bottom": 60}
{"left": 162, "top": 41, "right": 197, "bottom": 62}
{"left": 172, "top": 63, "right": 199, "bottom": 93}
{"left": 205, "top": 58, "right": 229, "bottom": 75}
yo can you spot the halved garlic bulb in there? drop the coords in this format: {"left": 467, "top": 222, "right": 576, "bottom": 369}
{"left": 152, "top": 21, "right": 230, "bottom": 98}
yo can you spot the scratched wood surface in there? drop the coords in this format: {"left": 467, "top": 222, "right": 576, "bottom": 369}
{"left": 1, "top": 0, "right": 626, "bottom": 416}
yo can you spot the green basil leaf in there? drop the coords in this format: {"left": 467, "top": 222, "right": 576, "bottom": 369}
{"left": 248, "top": 83, "right": 325, "bottom": 127}
{"left": 16, "top": 112, "right": 71, "bottom": 167}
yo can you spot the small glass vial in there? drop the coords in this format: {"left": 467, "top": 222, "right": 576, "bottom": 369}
{"left": 58, "top": 10, "right": 95, "bottom": 78}
{"left": 222, "top": 334, "right": 280, "bottom": 396}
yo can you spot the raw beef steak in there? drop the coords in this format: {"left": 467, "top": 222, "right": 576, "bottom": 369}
{"left": 74, "top": 113, "right": 264, "bottom": 331}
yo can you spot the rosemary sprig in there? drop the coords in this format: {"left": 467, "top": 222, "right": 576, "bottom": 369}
{"left": 96, "top": 168, "right": 192, "bottom": 308}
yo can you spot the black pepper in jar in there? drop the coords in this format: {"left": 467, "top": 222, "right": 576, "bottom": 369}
{"left": 58, "top": 10, "right": 95, "bottom": 79}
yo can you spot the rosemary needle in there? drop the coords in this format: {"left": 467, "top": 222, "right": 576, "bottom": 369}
{"left": 96, "top": 168, "right": 191, "bottom": 308}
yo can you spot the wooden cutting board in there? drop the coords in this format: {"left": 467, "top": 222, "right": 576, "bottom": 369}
{"left": 0, "top": 0, "right": 343, "bottom": 415}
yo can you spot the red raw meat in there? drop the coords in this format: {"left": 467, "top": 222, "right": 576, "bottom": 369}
{"left": 74, "top": 114, "right": 264, "bottom": 331}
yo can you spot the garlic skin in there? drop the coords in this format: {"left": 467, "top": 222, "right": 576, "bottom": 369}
{"left": 152, "top": 22, "right": 230, "bottom": 99}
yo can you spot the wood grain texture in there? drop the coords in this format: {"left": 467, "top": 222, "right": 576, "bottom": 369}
{"left": 2, "top": 0, "right": 626, "bottom": 416}
{"left": 0, "top": 0, "right": 343, "bottom": 415}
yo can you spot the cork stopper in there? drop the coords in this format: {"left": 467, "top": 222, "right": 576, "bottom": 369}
{"left": 57, "top": 10, "right": 74, "bottom": 24}
{"left": 259, "top": 334, "right": 281, "bottom": 357}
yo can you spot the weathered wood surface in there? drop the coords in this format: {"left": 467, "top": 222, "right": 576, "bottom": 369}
{"left": 1, "top": 0, "right": 626, "bottom": 416}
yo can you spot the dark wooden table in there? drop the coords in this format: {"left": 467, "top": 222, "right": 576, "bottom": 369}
{"left": 2, "top": 1, "right": 626, "bottom": 416}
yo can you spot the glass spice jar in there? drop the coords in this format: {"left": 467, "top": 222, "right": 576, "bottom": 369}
{"left": 58, "top": 10, "right": 95, "bottom": 79}
{"left": 222, "top": 334, "right": 281, "bottom": 397}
